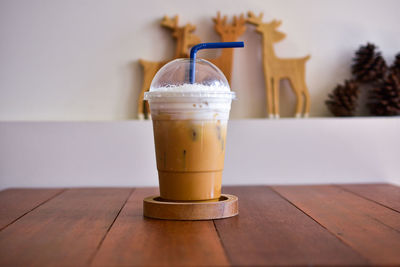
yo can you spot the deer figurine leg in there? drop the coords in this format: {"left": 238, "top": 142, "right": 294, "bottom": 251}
{"left": 138, "top": 60, "right": 162, "bottom": 120}
{"left": 291, "top": 77, "right": 303, "bottom": 118}
{"left": 273, "top": 77, "right": 280, "bottom": 119}
{"left": 145, "top": 102, "right": 152, "bottom": 120}
{"left": 137, "top": 91, "right": 145, "bottom": 120}
{"left": 294, "top": 90, "right": 303, "bottom": 118}
{"left": 265, "top": 76, "right": 274, "bottom": 118}
{"left": 137, "top": 60, "right": 149, "bottom": 120}
{"left": 303, "top": 86, "right": 311, "bottom": 118}
{"left": 137, "top": 80, "right": 151, "bottom": 120}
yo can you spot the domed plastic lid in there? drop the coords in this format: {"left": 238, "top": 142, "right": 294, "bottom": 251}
{"left": 144, "top": 58, "right": 235, "bottom": 100}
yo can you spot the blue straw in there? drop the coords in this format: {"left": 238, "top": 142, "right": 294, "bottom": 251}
{"left": 189, "top": 42, "right": 244, "bottom": 84}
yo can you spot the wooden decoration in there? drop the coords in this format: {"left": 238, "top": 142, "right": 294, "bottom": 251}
{"left": 143, "top": 194, "right": 239, "bottom": 220}
{"left": 206, "top": 12, "right": 246, "bottom": 84}
{"left": 247, "top": 11, "right": 311, "bottom": 118}
{"left": 137, "top": 15, "right": 201, "bottom": 120}
{"left": 137, "top": 13, "right": 246, "bottom": 120}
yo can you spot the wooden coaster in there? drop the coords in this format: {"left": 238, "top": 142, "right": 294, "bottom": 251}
{"left": 143, "top": 194, "right": 238, "bottom": 220}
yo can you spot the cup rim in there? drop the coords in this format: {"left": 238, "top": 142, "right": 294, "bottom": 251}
{"left": 144, "top": 91, "right": 236, "bottom": 101}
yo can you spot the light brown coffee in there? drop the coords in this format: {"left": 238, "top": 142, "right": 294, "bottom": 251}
{"left": 152, "top": 116, "right": 227, "bottom": 201}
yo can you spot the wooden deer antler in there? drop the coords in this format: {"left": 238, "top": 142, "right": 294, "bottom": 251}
{"left": 271, "top": 19, "right": 282, "bottom": 28}
{"left": 185, "top": 23, "right": 196, "bottom": 32}
{"left": 231, "top": 14, "right": 246, "bottom": 36}
{"left": 213, "top": 12, "right": 246, "bottom": 37}
{"left": 213, "top": 12, "right": 228, "bottom": 33}
{"left": 247, "top": 11, "right": 264, "bottom": 25}
{"left": 233, "top": 14, "right": 246, "bottom": 27}
{"left": 161, "top": 15, "right": 178, "bottom": 30}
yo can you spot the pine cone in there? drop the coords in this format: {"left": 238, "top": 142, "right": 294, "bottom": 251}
{"left": 390, "top": 53, "right": 400, "bottom": 80}
{"left": 368, "top": 73, "right": 400, "bottom": 116}
{"left": 352, "top": 43, "right": 387, "bottom": 83}
{"left": 326, "top": 80, "right": 360, "bottom": 116}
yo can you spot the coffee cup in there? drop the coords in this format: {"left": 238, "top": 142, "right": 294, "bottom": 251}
{"left": 145, "top": 58, "right": 236, "bottom": 201}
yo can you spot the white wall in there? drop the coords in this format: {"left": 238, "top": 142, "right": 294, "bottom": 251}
{"left": 1, "top": 119, "right": 399, "bottom": 189}
{"left": 1, "top": 0, "right": 399, "bottom": 120}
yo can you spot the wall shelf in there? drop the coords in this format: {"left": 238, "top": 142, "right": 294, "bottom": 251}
{"left": 0, "top": 118, "right": 399, "bottom": 189}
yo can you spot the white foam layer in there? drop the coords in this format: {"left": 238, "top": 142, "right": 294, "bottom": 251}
{"left": 150, "top": 83, "right": 230, "bottom": 92}
{"left": 149, "top": 98, "right": 232, "bottom": 120}
{"left": 146, "top": 84, "right": 234, "bottom": 120}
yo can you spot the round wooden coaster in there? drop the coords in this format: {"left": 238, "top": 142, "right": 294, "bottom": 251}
{"left": 143, "top": 194, "right": 238, "bottom": 220}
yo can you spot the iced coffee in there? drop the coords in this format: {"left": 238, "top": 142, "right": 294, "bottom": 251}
{"left": 145, "top": 59, "right": 235, "bottom": 201}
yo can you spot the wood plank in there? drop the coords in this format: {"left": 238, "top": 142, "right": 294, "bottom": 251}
{"left": 273, "top": 185, "right": 400, "bottom": 265}
{"left": 0, "top": 188, "right": 132, "bottom": 266}
{"left": 92, "top": 188, "right": 229, "bottom": 266}
{"left": 0, "top": 188, "right": 64, "bottom": 230}
{"left": 339, "top": 183, "right": 400, "bottom": 213}
{"left": 214, "top": 186, "right": 367, "bottom": 266}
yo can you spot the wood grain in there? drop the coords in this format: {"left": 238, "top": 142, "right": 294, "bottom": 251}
{"left": 0, "top": 188, "right": 132, "bottom": 266}
{"left": 1, "top": 185, "right": 398, "bottom": 266}
{"left": 92, "top": 188, "right": 229, "bottom": 266}
{"left": 214, "top": 186, "right": 367, "bottom": 266}
{"left": 273, "top": 185, "right": 400, "bottom": 265}
{"left": 0, "top": 188, "right": 63, "bottom": 230}
{"left": 339, "top": 183, "right": 400, "bottom": 213}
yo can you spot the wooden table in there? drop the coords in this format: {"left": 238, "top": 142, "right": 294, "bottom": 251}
{"left": 0, "top": 184, "right": 399, "bottom": 266}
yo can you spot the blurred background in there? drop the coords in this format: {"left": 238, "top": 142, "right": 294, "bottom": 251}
{"left": 0, "top": 0, "right": 399, "bottom": 189}
{"left": 1, "top": 0, "right": 399, "bottom": 119}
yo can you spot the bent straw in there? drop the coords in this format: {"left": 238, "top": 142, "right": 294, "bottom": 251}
{"left": 189, "top": 42, "right": 244, "bottom": 84}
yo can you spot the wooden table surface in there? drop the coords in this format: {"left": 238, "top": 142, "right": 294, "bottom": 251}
{"left": 0, "top": 184, "right": 399, "bottom": 266}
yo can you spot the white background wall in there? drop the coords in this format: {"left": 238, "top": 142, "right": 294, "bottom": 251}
{"left": 1, "top": 0, "right": 399, "bottom": 120}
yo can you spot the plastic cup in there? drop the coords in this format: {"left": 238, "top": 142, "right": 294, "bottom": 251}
{"left": 144, "top": 58, "right": 235, "bottom": 201}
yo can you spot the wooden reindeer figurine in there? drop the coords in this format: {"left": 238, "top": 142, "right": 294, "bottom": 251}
{"left": 137, "top": 16, "right": 201, "bottom": 120}
{"left": 247, "top": 12, "right": 311, "bottom": 118}
{"left": 207, "top": 13, "right": 246, "bottom": 84}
